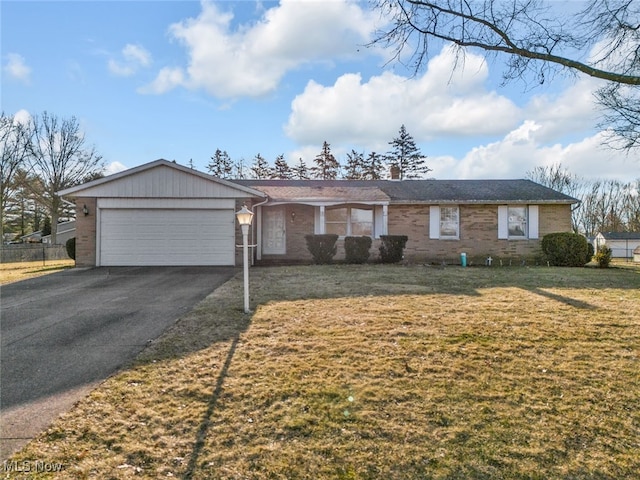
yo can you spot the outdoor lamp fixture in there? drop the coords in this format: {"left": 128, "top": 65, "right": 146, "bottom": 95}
{"left": 235, "top": 204, "right": 254, "bottom": 313}
{"left": 82, "top": 204, "right": 89, "bottom": 216}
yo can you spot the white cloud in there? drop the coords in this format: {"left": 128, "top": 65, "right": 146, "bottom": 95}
{"left": 4, "top": 53, "right": 31, "bottom": 83}
{"left": 105, "top": 161, "right": 128, "bottom": 175}
{"left": 142, "top": 0, "right": 376, "bottom": 98}
{"left": 524, "top": 76, "right": 602, "bottom": 142}
{"left": 430, "top": 121, "right": 636, "bottom": 181}
{"left": 285, "top": 45, "right": 521, "bottom": 148}
{"left": 108, "top": 44, "right": 152, "bottom": 77}
{"left": 13, "top": 109, "right": 32, "bottom": 126}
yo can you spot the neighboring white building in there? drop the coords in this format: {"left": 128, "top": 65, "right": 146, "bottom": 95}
{"left": 42, "top": 220, "right": 76, "bottom": 245}
{"left": 595, "top": 232, "right": 640, "bottom": 259}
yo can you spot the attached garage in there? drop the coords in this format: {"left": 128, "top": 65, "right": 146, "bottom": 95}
{"left": 57, "top": 160, "right": 266, "bottom": 267}
{"left": 99, "top": 208, "right": 235, "bottom": 266}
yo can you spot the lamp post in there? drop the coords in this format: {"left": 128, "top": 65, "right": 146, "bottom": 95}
{"left": 235, "top": 204, "right": 254, "bottom": 313}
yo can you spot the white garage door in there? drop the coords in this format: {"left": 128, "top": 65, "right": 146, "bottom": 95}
{"left": 100, "top": 209, "right": 235, "bottom": 266}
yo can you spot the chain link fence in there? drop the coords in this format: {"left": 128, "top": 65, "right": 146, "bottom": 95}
{"left": 0, "top": 244, "right": 70, "bottom": 263}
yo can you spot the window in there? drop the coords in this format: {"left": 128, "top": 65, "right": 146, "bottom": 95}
{"left": 508, "top": 206, "right": 527, "bottom": 238}
{"left": 325, "top": 206, "right": 373, "bottom": 237}
{"left": 325, "top": 207, "right": 347, "bottom": 236}
{"left": 440, "top": 206, "right": 459, "bottom": 239}
{"left": 498, "top": 205, "right": 539, "bottom": 240}
{"left": 429, "top": 205, "right": 459, "bottom": 239}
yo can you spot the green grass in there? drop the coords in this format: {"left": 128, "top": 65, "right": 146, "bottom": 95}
{"left": 7, "top": 264, "right": 640, "bottom": 479}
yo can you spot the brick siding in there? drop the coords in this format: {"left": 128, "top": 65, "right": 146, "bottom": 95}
{"left": 74, "top": 197, "right": 97, "bottom": 267}
{"left": 262, "top": 203, "right": 572, "bottom": 265}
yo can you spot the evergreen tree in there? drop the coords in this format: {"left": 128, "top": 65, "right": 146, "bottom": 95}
{"left": 250, "top": 153, "right": 272, "bottom": 179}
{"left": 207, "top": 149, "right": 233, "bottom": 178}
{"left": 311, "top": 141, "right": 340, "bottom": 180}
{"left": 343, "top": 150, "right": 365, "bottom": 179}
{"left": 42, "top": 217, "right": 51, "bottom": 236}
{"left": 271, "top": 154, "right": 293, "bottom": 179}
{"left": 292, "top": 158, "right": 309, "bottom": 180}
{"left": 386, "top": 125, "right": 430, "bottom": 179}
{"left": 363, "top": 152, "right": 385, "bottom": 180}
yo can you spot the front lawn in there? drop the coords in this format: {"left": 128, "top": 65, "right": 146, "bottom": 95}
{"left": 9, "top": 264, "right": 640, "bottom": 479}
{"left": 0, "top": 260, "right": 75, "bottom": 285}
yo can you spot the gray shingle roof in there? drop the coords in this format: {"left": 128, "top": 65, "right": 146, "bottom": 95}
{"left": 232, "top": 179, "right": 578, "bottom": 204}
{"left": 598, "top": 231, "right": 640, "bottom": 240}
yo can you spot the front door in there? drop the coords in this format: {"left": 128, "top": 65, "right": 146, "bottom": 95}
{"left": 263, "top": 206, "right": 286, "bottom": 255}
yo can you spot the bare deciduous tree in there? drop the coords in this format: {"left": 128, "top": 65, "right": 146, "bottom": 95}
{"left": 370, "top": 0, "right": 640, "bottom": 149}
{"left": 26, "top": 112, "right": 103, "bottom": 244}
{"left": 0, "top": 113, "right": 30, "bottom": 240}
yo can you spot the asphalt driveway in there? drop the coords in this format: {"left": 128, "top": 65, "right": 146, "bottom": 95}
{"left": 0, "top": 266, "right": 236, "bottom": 459}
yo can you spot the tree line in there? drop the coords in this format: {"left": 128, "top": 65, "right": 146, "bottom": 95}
{"left": 1, "top": 111, "right": 104, "bottom": 243}
{"left": 526, "top": 164, "right": 639, "bottom": 237}
{"left": 2, "top": 111, "right": 636, "bottom": 244}
{"left": 206, "top": 124, "right": 430, "bottom": 181}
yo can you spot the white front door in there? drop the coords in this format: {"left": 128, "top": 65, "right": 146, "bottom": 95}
{"left": 263, "top": 207, "right": 286, "bottom": 255}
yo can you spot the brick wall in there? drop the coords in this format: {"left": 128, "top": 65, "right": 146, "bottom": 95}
{"left": 387, "top": 203, "right": 572, "bottom": 264}
{"left": 251, "top": 202, "right": 573, "bottom": 265}
{"left": 74, "top": 197, "right": 97, "bottom": 267}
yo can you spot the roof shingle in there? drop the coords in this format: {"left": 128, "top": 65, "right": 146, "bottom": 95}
{"left": 233, "top": 179, "right": 578, "bottom": 204}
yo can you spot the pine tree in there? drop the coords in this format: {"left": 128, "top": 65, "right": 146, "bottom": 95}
{"left": 343, "top": 150, "right": 365, "bottom": 179}
{"left": 271, "top": 154, "right": 293, "bottom": 179}
{"left": 42, "top": 216, "right": 51, "bottom": 236}
{"left": 292, "top": 158, "right": 309, "bottom": 180}
{"left": 250, "top": 153, "right": 272, "bottom": 179}
{"left": 363, "top": 152, "right": 385, "bottom": 180}
{"left": 386, "top": 125, "right": 430, "bottom": 179}
{"left": 207, "top": 149, "right": 233, "bottom": 178}
{"left": 311, "top": 141, "right": 340, "bottom": 180}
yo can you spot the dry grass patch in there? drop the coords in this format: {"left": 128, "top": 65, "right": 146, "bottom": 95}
{"left": 0, "top": 260, "right": 75, "bottom": 285}
{"left": 9, "top": 265, "right": 640, "bottom": 479}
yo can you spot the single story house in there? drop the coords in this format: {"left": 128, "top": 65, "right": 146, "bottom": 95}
{"left": 594, "top": 231, "right": 640, "bottom": 259}
{"left": 42, "top": 220, "right": 76, "bottom": 245}
{"left": 58, "top": 159, "right": 578, "bottom": 267}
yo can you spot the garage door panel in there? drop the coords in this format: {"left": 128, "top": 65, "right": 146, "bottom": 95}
{"left": 100, "top": 209, "right": 235, "bottom": 266}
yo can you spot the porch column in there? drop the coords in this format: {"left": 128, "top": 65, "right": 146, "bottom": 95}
{"left": 319, "top": 205, "right": 326, "bottom": 234}
{"left": 382, "top": 204, "right": 388, "bottom": 235}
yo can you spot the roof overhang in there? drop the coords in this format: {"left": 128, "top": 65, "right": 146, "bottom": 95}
{"left": 57, "top": 159, "right": 267, "bottom": 199}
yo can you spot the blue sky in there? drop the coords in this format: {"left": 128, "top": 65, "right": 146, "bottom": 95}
{"left": 2, "top": 0, "right": 637, "bottom": 181}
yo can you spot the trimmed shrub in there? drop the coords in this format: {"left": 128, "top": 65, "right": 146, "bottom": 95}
{"left": 305, "top": 234, "right": 338, "bottom": 264}
{"left": 379, "top": 235, "right": 408, "bottom": 263}
{"left": 65, "top": 237, "right": 76, "bottom": 260}
{"left": 586, "top": 242, "right": 595, "bottom": 264}
{"left": 594, "top": 245, "right": 612, "bottom": 268}
{"left": 344, "top": 236, "right": 372, "bottom": 264}
{"left": 541, "top": 232, "right": 589, "bottom": 267}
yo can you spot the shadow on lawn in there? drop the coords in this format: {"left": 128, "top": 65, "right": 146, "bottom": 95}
{"left": 182, "top": 334, "right": 241, "bottom": 480}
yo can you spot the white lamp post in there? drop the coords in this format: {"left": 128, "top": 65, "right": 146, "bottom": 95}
{"left": 235, "top": 204, "right": 254, "bottom": 313}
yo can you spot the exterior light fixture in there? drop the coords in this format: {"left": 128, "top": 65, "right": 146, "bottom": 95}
{"left": 83, "top": 204, "right": 89, "bottom": 216}
{"left": 235, "top": 204, "right": 254, "bottom": 313}
{"left": 291, "top": 211, "right": 296, "bottom": 223}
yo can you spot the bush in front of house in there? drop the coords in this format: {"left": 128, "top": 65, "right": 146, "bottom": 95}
{"left": 305, "top": 234, "right": 338, "bottom": 264}
{"left": 344, "top": 236, "right": 372, "bottom": 264}
{"left": 66, "top": 237, "right": 76, "bottom": 260}
{"left": 541, "top": 232, "right": 589, "bottom": 267}
{"left": 586, "top": 242, "right": 595, "bottom": 264}
{"left": 594, "top": 245, "right": 612, "bottom": 268}
{"left": 379, "top": 235, "right": 408, "bottom": 263}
